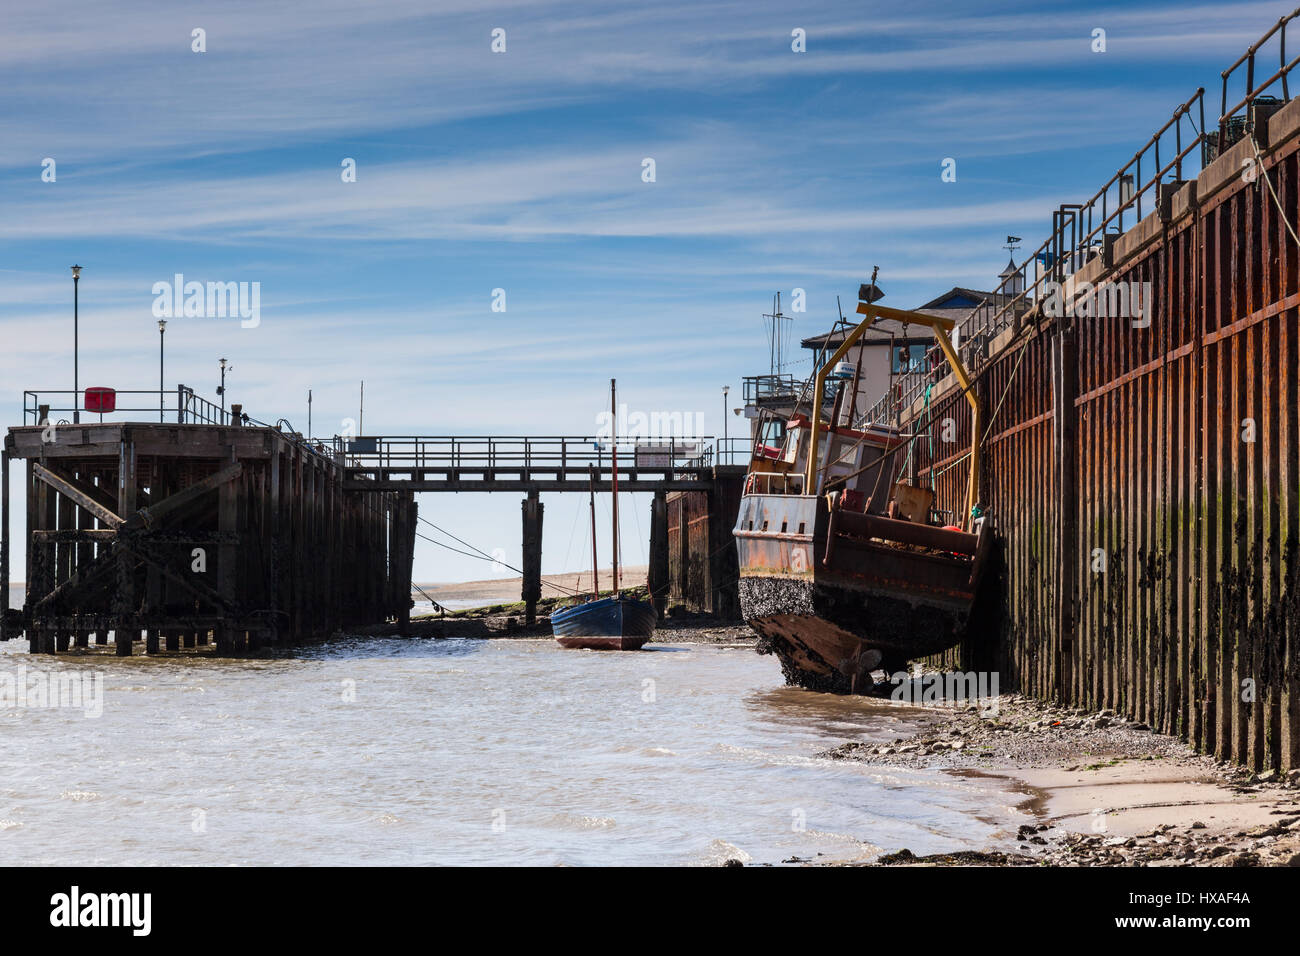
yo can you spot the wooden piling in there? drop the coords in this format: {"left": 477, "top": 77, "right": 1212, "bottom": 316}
{"left": 648, "top": 491, "right": 669, "bottom": 619}
{"left": 115, "top": 436, "right": 136, "bottom": 656}
{"left": 0, "top": 444, "right": 8, "bottom": 644}
{"left": 521, "top": 491, "right": 543, "bottom": 626}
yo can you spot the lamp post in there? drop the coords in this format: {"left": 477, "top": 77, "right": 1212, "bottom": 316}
{"left": 71, "top": 265, "right": 81, "bottom": 423}
{"left": 158, "top": 319, "right": 166, "bottom": 422}
{"left": 218, "top": 358, "right": 229, "bottom": 422}
{"left": 722, "top": 385, "right": 730, "bottom": 462}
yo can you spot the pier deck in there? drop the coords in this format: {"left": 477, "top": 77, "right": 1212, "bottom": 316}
{"left": 1, "top": 419, "right": 415, "bottom": 654}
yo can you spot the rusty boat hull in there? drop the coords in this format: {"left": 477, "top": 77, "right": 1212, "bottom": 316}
{"left": 735, "top": 493, "right": 990, "bottom": 694}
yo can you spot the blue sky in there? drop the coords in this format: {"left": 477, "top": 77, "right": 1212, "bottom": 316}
{"left": 0, "top": 0, "right": 1282, "bottom": 585}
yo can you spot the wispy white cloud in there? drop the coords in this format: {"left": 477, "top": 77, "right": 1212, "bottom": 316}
{"left": 0, "top": 136, "right": 1058, "bottom": 242}
{"left": 0, "top": 0, "right": 1266, "bottom": 168}
{"left": 3, "top": 0, "right": 1285, "bottom": 581}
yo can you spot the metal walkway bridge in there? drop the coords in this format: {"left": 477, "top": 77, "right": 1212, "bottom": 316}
{"left": 330, "top": 434, "right": 751, "bottom": 625}
{"left": 336, "top": 435, "right": 749, "bottom": 491}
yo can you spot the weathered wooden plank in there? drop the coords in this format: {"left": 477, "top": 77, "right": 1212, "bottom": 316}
{"left": 33, "top": 547, "right": 118, "bottom": 611}
{"left": 7, "top": 424, "right": 276, "bottom": 461}
{"left": 269, "top": 449, "right": 281, "bottom": 643}
{"left": 117, "top": 542, "right": 230, "bottom": 611}
{"left": 1050, "top": 331, "right": 1069, "bottom": 697}
{"left": 31, "top": 529, "right": 117, "bottom": 542}
{"left": 33, "top": 463, "right": 124, "bottom": 529}
{"left": 115, "top": 438, "right": 137, "bottom": 656}
{"left": 127, "top": 461, "right": 242, "bottom": 530}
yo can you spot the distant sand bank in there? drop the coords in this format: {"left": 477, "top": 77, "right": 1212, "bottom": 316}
{"left": 416, "top": 565, "right": 648, "bottom": 609}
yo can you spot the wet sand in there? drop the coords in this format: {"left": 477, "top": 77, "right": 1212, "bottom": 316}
{"left": 822, "top": 691, "right": 1300, "bottom": 866}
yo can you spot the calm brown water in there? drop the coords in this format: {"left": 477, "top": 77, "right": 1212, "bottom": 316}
{"left": 0, "top": 635, "right": 1025, "bottom": 865}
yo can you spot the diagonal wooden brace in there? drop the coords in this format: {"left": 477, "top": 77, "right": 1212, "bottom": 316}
{"left": 124, "top": 462, "right": 243, "bottom": 531}
{"left": 33, "top": 463, "right": 125, "bottom": 529}
{"left": 116, "top": 541, "right": 232, "bottom": 611}
{"left": 33, "top": 546, "right": 121, "bottom": 611}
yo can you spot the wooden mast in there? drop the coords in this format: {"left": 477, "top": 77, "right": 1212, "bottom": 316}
{"left": 610, "top": 378, "right": 620, "bottom": 594}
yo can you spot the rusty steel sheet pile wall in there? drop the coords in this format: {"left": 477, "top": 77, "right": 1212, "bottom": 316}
{"left": 667, "top": 491, "right": 708, "bottom": 611}
{"left": 664, "top": 478, "right": 743, "bottom": 616}
{"left": 909, "top": 97, "right": 1300, "bottom": 772}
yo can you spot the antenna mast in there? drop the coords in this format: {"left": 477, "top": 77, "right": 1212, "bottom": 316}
{"left": 762, "top": 292, "right": 792, "bottom": 376}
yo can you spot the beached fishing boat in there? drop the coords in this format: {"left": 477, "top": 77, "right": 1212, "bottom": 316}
{"left": 736, "top": 281, "right": 992, "bottom": 693}
{"left": 552, "top": 379, "right": 657, "bottom": 650}
{"left": 552, "top": 595, "right": 657, "bottom": 649}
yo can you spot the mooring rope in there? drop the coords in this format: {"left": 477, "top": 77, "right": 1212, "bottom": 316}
{"left": 1251, "top": 135, "right": 1300, "bottom": 247}
{"left": 415, "top": 513, "right": 585, "bottom": 597}
{"left": 926, "top": 332, "right": 1033, "bottom": 483}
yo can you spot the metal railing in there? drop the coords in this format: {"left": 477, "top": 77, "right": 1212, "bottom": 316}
{"left": 741, "top": 470, "right": 804, "bottom": 497}
{"left": 23, "top": 385, "right": 236, "bottom": 426}
{"left": 714, "top": 436, "right": 751, "bottom": 466}
{"left": 861, "top": 76, "right": 1219, "bottom": 427}
{"left": 1220, "top": 7, "right": 1300, "bottom": 130}
{"left": 176, "top": 386, "right": 232, "bottom": 425}
{"left": 742, "top": 374, "right": 799, "bottom": 404}
{"left": 334, "top": 435, "right": 720, "bottom": 473}
{"left": 866, "top": 12, "right": 1300, "bottom": 432}
{"left": 743, "top": 374, "right": 837, "bottom": 406}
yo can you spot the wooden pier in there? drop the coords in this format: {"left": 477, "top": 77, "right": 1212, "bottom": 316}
{"left": 1, "top": 415, "right": 416, "bottom": 654}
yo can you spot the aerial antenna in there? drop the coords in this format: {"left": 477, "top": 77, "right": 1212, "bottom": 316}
{"left": 762, "top": 292, "right": 792, "bottom": 376}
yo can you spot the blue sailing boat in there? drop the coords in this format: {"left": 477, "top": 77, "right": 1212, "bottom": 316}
{"left": 552, "top": 379, "right": 657, "bottom": 650}
{"left": 552, "top": 595, "right": 657, "bottom": 650}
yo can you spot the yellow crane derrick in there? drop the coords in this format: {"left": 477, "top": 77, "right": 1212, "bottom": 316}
{"left": 803, "top": 301, "right": 982, "bottom": 531}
